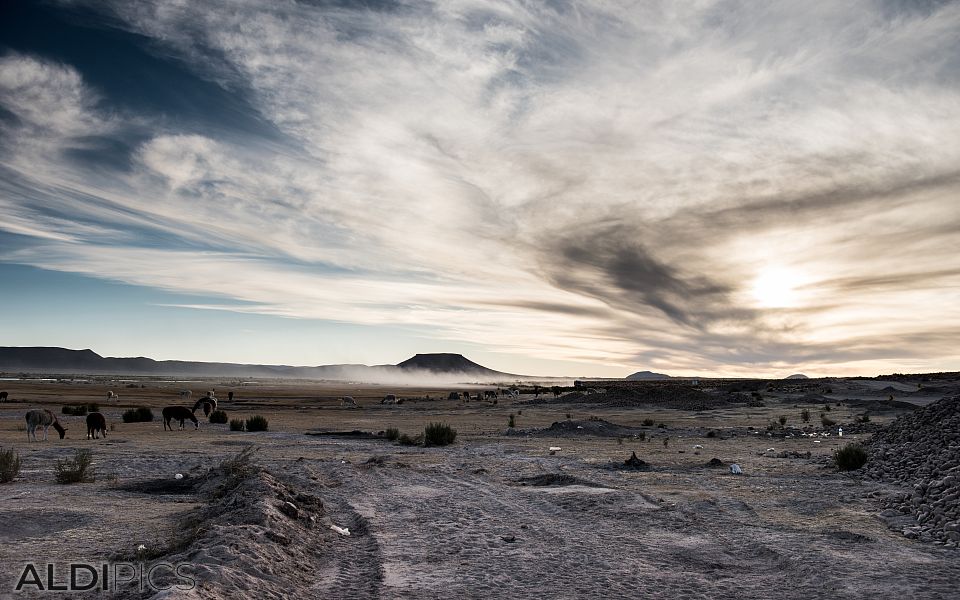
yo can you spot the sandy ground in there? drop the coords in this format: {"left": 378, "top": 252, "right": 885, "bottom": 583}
{"left": 0, "top": 377, "right": 958, "bottom": 599}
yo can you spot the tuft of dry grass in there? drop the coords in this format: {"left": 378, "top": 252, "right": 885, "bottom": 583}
{"left": 0, "top": 448, "right": 21, "bottom": 483}
{"left": 55, "top": 449, "right": 95, "bottom": 484}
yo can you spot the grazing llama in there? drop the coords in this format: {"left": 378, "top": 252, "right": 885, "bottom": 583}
{"left": 86, "top": 412, "right": 107, "bottom": 439}
{"left": 106, "top": 390, "right": 118, "bottom": 402}
{"left": 163, "top": 406, "right": 199, "bottom": 431}
{"left": 192, "top": 397, "right": 216, "bottom": 417}
{"left": 0, "top": 391, "right": 7, "bottom": 402}
{"left": 381, "top": 394, "right": 398, "bottom": 404}
{"left": 179, "top": 390, "right": 192, "bottom": 403}
{"left": 25, "top": 409, "right": 67, "bottom": 441}
{"left": 340, "top": 396, "right": 358, "bottom": 408}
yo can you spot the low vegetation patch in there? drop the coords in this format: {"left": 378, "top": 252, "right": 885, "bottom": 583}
{"left": 62, "top": 404, "right": 88, "bottom": 416}
{"left": 384, "top": 427, "right": 399, "bottom": 441}
{"left": 834, "top": 443, "right": 868, "bottom": 471}
{"left": 122, "top": 407, "right": 154, "bottom": 423}
{"left": 424, "top": 422, "right": 457, "bottom": 446}
{"left": 245, "top": 415, "right": 269, "bottom": 432}
{"left": 209, "top": 410, "right": 228, "bottom": 424}
{"left": 55, "top": 449, "right": 95, "bottom": 484}
{"left": 397, "top": 433, "right": 423, "bottom": 446}
{"left": 0, "top": 448, "right": 21, "bottom": 483}
{"left": 642, "top": 418, "right": 655, "bottom": 426}
{"left": 229, "top": 419, "right": 245, "bottom": 431}
{"left": 801, "top": 408, "right": 810, "bottom": 423}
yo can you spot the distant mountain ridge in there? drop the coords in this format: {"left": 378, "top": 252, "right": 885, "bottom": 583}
{"left": 0, "top": 347, "right": 519, "bottom": 382}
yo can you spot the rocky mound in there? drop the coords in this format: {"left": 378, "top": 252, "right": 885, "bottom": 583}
{"left": 506, "top": 418, "right": 648, "bottom": 438}
{"left": 115, "top": 448, "right": 365, "bottom": 598}
{"left": 537, "top": 386, "right": 731, "bottom": 411}
{"left": 863, "top": 395, "right": 960, "bottom": 548}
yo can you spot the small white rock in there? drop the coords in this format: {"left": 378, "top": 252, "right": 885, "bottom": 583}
{"left": 175, "top": 473, "right": 183, "bottom": 480}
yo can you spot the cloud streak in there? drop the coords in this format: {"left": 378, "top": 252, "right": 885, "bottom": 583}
{"left": 1, "top": 1, "right": 960, "bottom": 375}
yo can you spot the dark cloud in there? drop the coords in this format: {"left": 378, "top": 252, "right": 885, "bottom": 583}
{"left": 543, "top": 224, "right": 752, "bottom": 328}
{"left": 468, "top": 299, "right": 615, "bottom": 320}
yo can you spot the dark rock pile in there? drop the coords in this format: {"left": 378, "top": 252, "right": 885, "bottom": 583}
{"left": 506, "top": 418, "right": 648, "bottom": 438}
{"left": 864, "top": 395, "right": 960, "bottom": 548}
{"left": 549, "top": 386, "right": 730, "bottom": 411}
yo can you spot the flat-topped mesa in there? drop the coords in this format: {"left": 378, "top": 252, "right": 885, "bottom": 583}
{"left": 395, "top": 353, "right": 504, "bottom": 375}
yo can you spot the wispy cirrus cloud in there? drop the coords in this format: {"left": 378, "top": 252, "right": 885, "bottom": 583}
{"left": 1, "top": 1, "right": 959, "bottom": 375}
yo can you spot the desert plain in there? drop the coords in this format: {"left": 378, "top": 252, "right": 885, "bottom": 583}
{"left": 0, "top": 375, "right": 958, "bottom": 599}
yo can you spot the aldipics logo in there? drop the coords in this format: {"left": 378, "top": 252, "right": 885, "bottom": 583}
{"left": 13, "top": 562, "right": 196, "bottom": 593}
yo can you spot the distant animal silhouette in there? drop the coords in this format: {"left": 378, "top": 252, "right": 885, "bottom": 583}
{"left": 179, "top": 390, "right": 192, "bottom": 403}
{"left": 106, "top": 391, "right": 118, "bottom": 402}
{"left": 163, "top": 406, "right": 199, "bottom": 431}
{"left": 381, "top": 394, "right": 403, "bottom": 405}
{"left": 340, "top": 396, "right": 358, "bottom": 408}
{"left": 447, "top": 392, "right": 460, "bottom": 400}
{"left": 484, "top": 390, "right": 498, "bottom": 399}
{"left": 86, "top": 412, "right": 107, "bottom": 439}
{"left": 25, "top": 409, "right": 67, "bottom": 441}
{"left": 0, "top": 391, "right": 7, "bottom": 402}
{"left": 228, "top": 391, "right": 234, "bottom": 401}
{"left": 192, "top": 397, "right": 216, "bottom": 417}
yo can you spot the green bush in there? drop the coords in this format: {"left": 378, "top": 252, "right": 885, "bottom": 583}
{"left": 245, "top": 415, "right": 269, "bottom": 432}
{"left": 209, "top": 410, "right": 228, "bottom": 424}
{"left": 122, "top": 407, "right": 153, "bottom": 423}
{"left": 55, "top": 449, "right": 95, "bottom": 484}
{"left": 0, "top": 448, "right": 21, "bottom": 483}
{"left": 424, "top": 422, "right": 457, "bottom": 446}
{"left": 384, "top": 428, "right": 399, "bottom": 441}
{"left": 229, "top": 418, "right": 245, "bottom": 431}
{"left": 834, "top": 444, "right": 868, "bottom": 471}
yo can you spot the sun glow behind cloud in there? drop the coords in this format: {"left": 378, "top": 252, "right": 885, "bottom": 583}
{"left": 1, "top": 1, "right": 959, "bottom": 377}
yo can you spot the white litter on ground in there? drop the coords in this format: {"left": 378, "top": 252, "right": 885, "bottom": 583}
{"left": 330, "top": 524, "right": 350, "bottom": 536}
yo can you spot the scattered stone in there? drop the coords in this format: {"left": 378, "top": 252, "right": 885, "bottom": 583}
{"left": 707, "top": 458, "right": 724, "bottom": 468}
{"left": 278, "top": 501, "right": 300, "bottom": 519}
{"left": 624, "top": 451, "right": 648, "bottom": 469}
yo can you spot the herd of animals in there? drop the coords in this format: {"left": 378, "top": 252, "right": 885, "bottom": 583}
{"left": 8, "top": 386, "right": 521, "bottom": 441}
{"left": 13, "top": 388, "right": 231, "bottom": 442}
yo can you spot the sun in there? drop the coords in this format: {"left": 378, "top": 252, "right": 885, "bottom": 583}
{"left": 750, "top": 266, "right": 802, "bottom": 308}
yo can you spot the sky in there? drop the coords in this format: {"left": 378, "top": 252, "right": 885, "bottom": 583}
{"left": 1, "top": 0, "right": 959, "bottom": 378}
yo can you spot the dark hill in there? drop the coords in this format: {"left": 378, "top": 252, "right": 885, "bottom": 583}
{"left": 396, "top": 353, "right": 510, "bottom": 376}
{"left": 626, "top": 370, "right": 671, "bottom": 380}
